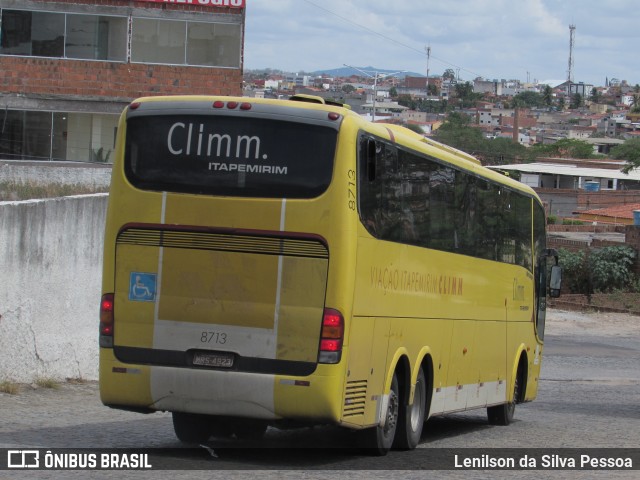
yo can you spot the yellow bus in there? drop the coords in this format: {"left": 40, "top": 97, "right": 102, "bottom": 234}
{"left": 99, "top": 94, "right": 561, "bottom": 454}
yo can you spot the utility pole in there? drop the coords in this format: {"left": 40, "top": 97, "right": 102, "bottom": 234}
{"left": 425, "top": 44, "right": 431, "bottom": 94}
{"left": 567, "top": 24, "right": 576, "bottom": 84}
{"left": 343, "top": 64, "right": 406, "bottom": 121}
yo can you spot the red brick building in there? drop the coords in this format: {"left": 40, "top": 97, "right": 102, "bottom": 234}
{"left": 0, "top": 0, "right": 245, "bottom": 162}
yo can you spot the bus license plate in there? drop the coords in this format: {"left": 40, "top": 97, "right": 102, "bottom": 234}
{"left": 192, "top": 352, "right": 234, "bottom": 368}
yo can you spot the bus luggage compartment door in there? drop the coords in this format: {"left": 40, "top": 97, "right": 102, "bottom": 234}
{"left": 113, "top": 228, "right": 329, "bottom": 371}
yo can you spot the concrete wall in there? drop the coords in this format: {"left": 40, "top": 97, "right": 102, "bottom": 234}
{"left": 1, "top": 161, "right": 112, "bottom": 188}
{"left": 0, "top": 194, "right": 107, "bottom": 383}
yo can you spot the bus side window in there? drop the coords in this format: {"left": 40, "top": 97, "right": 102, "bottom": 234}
{"left": 366, "top": 138, "right": 377, "bottom": 182}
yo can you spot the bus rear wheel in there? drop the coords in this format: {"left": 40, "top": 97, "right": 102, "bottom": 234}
{"left": 394, "top": 367, "right": 426, "bottom": 450}
{"left": 360, "top": 373, "right": 399, "bottom": 455}
{"left": 233, "top": 418, "right": 268, "bottom": 440}
{"left": 172, "top": 412, "right": 213, "bottom": 444}
{"left": 487, "top": 369, "right": 521, "bottom": 426}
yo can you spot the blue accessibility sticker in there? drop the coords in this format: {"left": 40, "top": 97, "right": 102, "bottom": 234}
{"left": 129, "top": 272, "right": 157, "bottom": 302}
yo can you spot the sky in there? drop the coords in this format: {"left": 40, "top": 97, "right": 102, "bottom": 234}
{"left": 244, "top": 0, "right": 639, "bottom": 87}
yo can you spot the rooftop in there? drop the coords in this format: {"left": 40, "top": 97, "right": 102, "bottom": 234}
{"left": 489, "top": 162, "right": 640, "bottom": 182}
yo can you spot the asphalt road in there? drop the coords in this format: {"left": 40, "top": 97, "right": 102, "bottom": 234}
{"left": 1, "top": 309, "right": 639, "bottom": 478}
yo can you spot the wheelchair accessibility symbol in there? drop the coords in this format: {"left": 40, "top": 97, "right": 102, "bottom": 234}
{"left": 129, "top": 272, "right": 157, "bottom": 302}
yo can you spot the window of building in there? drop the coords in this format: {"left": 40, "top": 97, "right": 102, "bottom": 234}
{"left": 131, "top": 18, "right": 186, "bottom": 65}
{"left": 1, "top": 9, "right": 241, "bottom": 67}
{"left": 65, "top": 14, "right": 128, "bottom": 61}
{"left": 0, "top": 9, "right": 127, "bottom": 61}
{"left": 131, "top": 17, "right": 241, "bottom": 68}
{"left": 187, "top": 22, "right": 241, "bottom": 68}
{"left": 0, "top": 109, "right": 118, "bottom": 162}
{"left": 0, "top": 10, "right": 64, "bottom": 57}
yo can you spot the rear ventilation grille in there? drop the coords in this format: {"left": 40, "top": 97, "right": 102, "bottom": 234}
{"left": 117, "top": 228, "right": 328, "bottom": 259}
{"left": 343, "top": 380, "right": 367, "bottom": 417}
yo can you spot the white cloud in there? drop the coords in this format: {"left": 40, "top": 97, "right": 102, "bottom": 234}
{"left": 244, "top": 0, "right": 639, "bottom": 85}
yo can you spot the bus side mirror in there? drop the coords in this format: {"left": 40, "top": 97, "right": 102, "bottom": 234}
{"left": 549, "top": 265, "right": 562, "bottom": 298}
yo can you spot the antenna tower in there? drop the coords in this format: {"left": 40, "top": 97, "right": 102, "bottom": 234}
{"left": 425, "top": 44, "right": 431, "bottom": 91}
{"left": 567, "top": 24, "right": 576, "bottom": 83}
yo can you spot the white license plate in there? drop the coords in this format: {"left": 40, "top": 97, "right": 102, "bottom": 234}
{"left": 192, "top": 352, "right": 234, "bottom": 368}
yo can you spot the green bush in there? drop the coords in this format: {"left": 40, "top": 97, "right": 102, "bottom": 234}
{"left": 561, "top": 218, "right": 585, "bottom": 225}
{"left": 590, "top": 246, "right": 636, "bottom": 292}
{"left": 558, "top": 249, "right": 589, "bottom": 294}
{"left": 558, "top": 246, "right": 637, "bottom": 294}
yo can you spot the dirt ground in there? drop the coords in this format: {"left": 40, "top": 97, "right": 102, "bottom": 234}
{"left": 546, "top": 308, "right": 640, "bottom": 337}
{"left": 550, "top": 293, "right": 640, "bottom": 315}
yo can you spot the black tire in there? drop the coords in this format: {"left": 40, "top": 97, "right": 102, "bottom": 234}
{"left": 233, "top": 418, "right": 268, "bottom": 440}
{"left": 394, "top": 367, "right": 427, "bottom": 450}
{"left": 172, "top": 412, "right": 213, "bottom": 444}
{"left": 360, "top": 373, "right": 400, "bottom": 456}
{"left": 487, "top": 369, "right": 521, "bottom": 426}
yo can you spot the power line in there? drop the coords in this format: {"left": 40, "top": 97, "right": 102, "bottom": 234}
{"left": 301, "top": 0, "right": 484, "bottom": 79}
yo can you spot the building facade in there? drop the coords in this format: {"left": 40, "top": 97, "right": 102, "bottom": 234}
{"left": 0, "top": 0, "right": 245, "bottom": 163}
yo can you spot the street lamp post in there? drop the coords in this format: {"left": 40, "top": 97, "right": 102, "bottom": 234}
{"left": 343, "top": 64, "right": 406, "bottom": 121}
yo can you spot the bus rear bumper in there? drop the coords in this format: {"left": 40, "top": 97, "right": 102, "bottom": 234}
{"left": 99, "top": 349, "right": 344, "bottom": 423}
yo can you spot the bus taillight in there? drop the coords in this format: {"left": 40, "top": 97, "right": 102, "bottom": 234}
{"left": 211, "top": 100, "right": 252, "bottom": 110}
{"left": 319, "top": 308, "right": 344, "bottom": 364}
{"left": 99, "top": 293, "right": 114, "bottom": 347}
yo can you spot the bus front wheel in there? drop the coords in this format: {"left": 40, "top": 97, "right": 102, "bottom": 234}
{"left": 361, "top": 373, "right": 400, "bottom": 455}
{"left": 487, "top": 368, "right": 521, "bottom": 426}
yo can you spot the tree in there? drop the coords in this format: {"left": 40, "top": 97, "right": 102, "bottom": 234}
{"left": 396, "top": 94, "right": 417, "bottom": 110}
{"left": 483, "top": 137, "right": 530, "bottom": 165}
{"left": 512, "top": 91, "right": 543, "bottom": 108}
{"left": 530, "top": 138, "right": 595, "bottom": 159}
{"left": 570, "top": 92, "right": 583, "bottom": 109}
{"left": 441, "top": 111, "right": 471, "bottom": 128}
{"left": 442, "top": 69, "right": 456, "bottom": 81}
{"left": 611, "top": 138, "right": 640, "bottom": 173}
{"left": 341, "top": 84, "right": 355, "bottom": 94}
{"left": 558, "top": 96, "right": 566, "bottom": 110}
{"left": 590, "top": 87, "right": 601, "bottom": 104}
{"left": 388, "top": 87, "right": 398, "bottom": 98}
{"left": 630, "top": 87, "right": 640, "bottom": 113}
{"left": 542, "top": 85, "right": 553, "bottom": 107}
{"left": 453, "top": 82, "right": 481, "bottom": 108}
{"left": 434, "top": 112, "right": 485, "bottom": 157}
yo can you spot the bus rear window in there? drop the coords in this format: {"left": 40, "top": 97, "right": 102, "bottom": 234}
{"left": 125, "top": 115, "right": 337, "bottom": 198}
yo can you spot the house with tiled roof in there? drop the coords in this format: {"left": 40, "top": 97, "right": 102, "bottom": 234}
{"left": 576, "top": 203, "right": 640, "bottom": 225}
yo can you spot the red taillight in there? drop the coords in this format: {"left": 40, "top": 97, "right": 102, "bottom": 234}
{"left": 320, "top": 339, "right": 342, "bottom": 352}
{"left": 328, "top": 112, "right": 340, "bottom": 121}
{"left": 319, "top": 308, "right": 344, "bottom": 363}
{"left": 100, "top": 293, "right": 114, "bottom": 338}
{"left": 212, "top": 100, "right": 251, "bottom": 110}
{"left": 129, "top": 102, "right": 141, "bottom": 110}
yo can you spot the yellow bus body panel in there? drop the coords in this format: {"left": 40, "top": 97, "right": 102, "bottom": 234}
{"left": 100, "top": 96, "right": 544, "bottom": 430}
